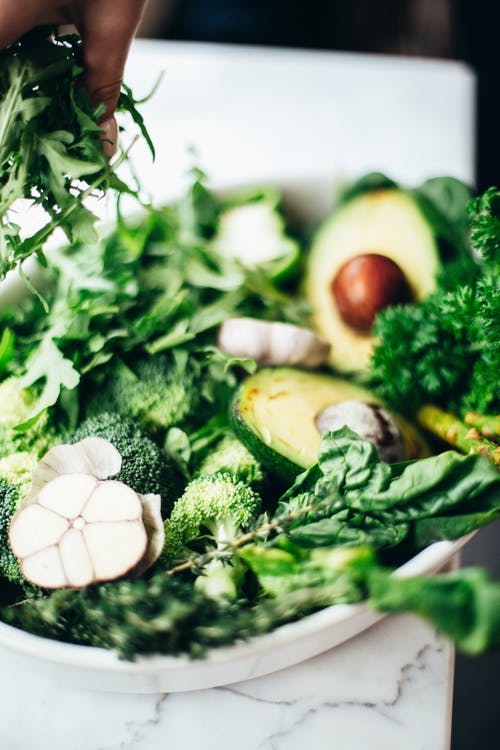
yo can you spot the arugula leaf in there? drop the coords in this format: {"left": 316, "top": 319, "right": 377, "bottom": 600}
{"left": 0, "top": 30, "right": 152, "bottom": 279}
{"left": 18, "top": 334, "right": 80, "bottom": 425}
{"left": 0, "top": 328, "right": 14, "bottom": 375}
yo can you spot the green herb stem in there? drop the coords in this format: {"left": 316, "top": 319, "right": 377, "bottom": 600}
{"left": 167, "top": 501, "right": 321, "bottom": 576}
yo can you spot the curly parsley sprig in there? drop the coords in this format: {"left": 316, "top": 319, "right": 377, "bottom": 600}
{"left": 370, "top": 186, "right": 500, "bottom": 457}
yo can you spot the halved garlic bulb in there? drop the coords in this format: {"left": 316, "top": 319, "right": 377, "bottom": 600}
{"left": 9, "top": 438, "right": 165, "bottom": 589}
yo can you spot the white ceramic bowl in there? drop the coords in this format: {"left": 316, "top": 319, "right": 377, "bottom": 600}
{"left": 0, "top": 174, "right": 474, "bottom": 694}
{"left": 0, "top": 534, "right": 471, "bottom": 694}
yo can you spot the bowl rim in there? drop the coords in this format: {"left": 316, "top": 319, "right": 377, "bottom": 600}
{"left": 0, "top": 534, "right": 472, "bottom": 678}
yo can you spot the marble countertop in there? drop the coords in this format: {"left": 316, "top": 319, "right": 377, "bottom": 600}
{"left": 1, "top": 613, "right": 453, "bottom": 750}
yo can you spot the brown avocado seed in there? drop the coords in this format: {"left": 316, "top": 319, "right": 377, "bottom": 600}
{"left": 331, "top": 253, "right": 412, "bottom": 332}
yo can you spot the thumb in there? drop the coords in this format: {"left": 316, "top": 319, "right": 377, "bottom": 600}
{"left": 77, "top": 0, "right": 146, "bottom": 155}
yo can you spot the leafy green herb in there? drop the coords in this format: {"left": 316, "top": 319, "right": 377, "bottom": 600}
{"left": 467, "top": 186, "right": 500, "bottom": 266}
{"left": 0, "top": 29, "right": 152, "bottom": 280}
{"left": 368, "top": 567, "right": 500, "bottom": 655}
{"left": 5, "top": 542, "right": 500, "bottom": 658}
{"left": 370, "top": 263, "right": 499, "bottom": 419}
{"left": 3, "top": 174, "right": 306, "bottom": 425}
{"left": 370, "top": 183, "right": 499, "bottom": 429}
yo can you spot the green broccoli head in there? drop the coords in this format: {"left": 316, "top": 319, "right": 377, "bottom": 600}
{"left": 85, "top": 355, "right": 196, "bottom": 435}
{"left": 72, "top": 413, "right": 183, "bottom": 515}
{"left": 165, "top": 473, "right": 262, "bottom": 559}
{"left": 0, "top": 478, "right": 22, "bottom": 585}
{"left": 196, "top": 433, "right": 264, "bottom": 486}
{"left": 0, "top": 377, "right": 58, "bottom": 458}
{"left": 0, "top": 452, "right": 37, "bottom": 587}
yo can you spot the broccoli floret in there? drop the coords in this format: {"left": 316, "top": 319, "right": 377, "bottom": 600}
{"left": 85, "top": 355, "right": 196, "bottom": 435}
{"left": 0, "top": 377, "right": 58, "bottom": 459}
{"left": 164, "top": 473, "right": 262, "bottom": 598}
{"left": 0, "top": 452, "right": 36, "bottom": 493}
{"left": 0, "top": 452, "right": 37, "bottom": 587}
{"left": 72, "top": 413, "right": 183, "bottom": 515}
{"left": 196, "top": 433, "right": 264, "bottom": 486}
{"left": 0, "top": 479, "right": 21, "bottom": 584}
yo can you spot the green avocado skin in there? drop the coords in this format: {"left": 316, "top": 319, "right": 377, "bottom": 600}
{"left": 230, "top": 388, "right": 303, "bottom": 484}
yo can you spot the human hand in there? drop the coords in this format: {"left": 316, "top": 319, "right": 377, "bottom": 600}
{"left": 0, "top": 0, "right": 147, "bottom": 155}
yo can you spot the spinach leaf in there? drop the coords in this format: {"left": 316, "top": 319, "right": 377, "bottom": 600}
{"left": 412, "top": 176, "right": 472, "bottom": 259}
{"left": 279, "top": 428, "right": 500, "bottom": 555}
{"left": 339, "top": 172, "right": 398, "bottom": 204}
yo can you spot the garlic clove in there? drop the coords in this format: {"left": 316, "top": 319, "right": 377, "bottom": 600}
{"left": 316, "top": 400, "right": 406, "bottom": 463}
{"left": 38, "top": 473, "right": 98, "bottom": 518}
{"left": 83, "top": 521, "right": 147, "bottom": 580}
{"left": 22, "top": 546, "right": 67, "bottom": 589}
{"left": 9, "top": 504, "right": 69, "bottom": 558}
{"left": 82, "top": 481, "right": 142, "bottom": 523}
{"left": 59, "top": 528, "right": 94, "bottom": 588}
{"left": 218, "top": 317, "right": 330, "bottom": 369}
{"left": 10, "top": 473, "right": 150, "bottom": 589}
{"left": 268, "top": 323, "right": 331, "bottom": 368}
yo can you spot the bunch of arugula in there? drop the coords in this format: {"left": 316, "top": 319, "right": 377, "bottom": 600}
{"left": 0, "top": 170, "right": 307, "bottom": 429}
{"left": 0, "top": 28, "right": 152, "bottom": 281}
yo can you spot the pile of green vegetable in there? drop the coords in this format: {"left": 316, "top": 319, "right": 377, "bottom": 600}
{"left": 0, "top": 32, "right": 499, "bottom": 661}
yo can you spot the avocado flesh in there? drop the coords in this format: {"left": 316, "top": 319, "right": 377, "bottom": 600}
{"left": 233, "top": 368, "right": 428, "bottom": 481}
{"left": 306, "top": 189, "right": 440, "bottom": 373}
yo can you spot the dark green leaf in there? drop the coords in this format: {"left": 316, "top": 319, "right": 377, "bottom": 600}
{"left": 368, "top": 567, "right": 500, "bottom": 654}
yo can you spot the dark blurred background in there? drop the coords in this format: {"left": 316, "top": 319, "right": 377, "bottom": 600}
{"left": 138, "top": 2, "right": 499, "bottom": 747}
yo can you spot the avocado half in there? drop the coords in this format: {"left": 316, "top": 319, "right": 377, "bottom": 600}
{"left": 305, "top": 189, "right": 440, "bottom": 373}
{"left": 232, "top": 367, "right": 429, "bottom": 483}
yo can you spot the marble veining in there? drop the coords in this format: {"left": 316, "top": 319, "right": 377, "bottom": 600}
{"left": 0, "top": 613, "right": 453, "bottom": 750}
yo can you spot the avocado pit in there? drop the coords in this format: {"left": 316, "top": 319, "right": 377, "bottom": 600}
{"left": 331, "top": 253, "right": 412, "bottom": 332}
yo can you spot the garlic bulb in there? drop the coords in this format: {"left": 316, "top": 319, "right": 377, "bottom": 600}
{"left": 218, "top": 318, "right": 330, "bottom": 369}
{"left": 9, "top": 438, "right": 165, "bottom": 589}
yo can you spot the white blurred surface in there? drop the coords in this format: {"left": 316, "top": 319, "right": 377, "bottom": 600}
{"left": 123, "top": 40, "right": 475, "bottom": 200}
